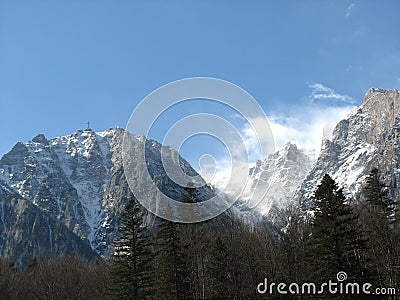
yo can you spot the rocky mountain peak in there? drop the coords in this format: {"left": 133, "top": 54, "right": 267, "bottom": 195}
{"left": 0, "top": 142, "right": 29, "bottom": 166}
{"left": 238, "top": 142, "right": 312, "bottom": 216}
{"left": 365, "top": 87, "right": 388, "bottom": 97}
{"left": 279, "top": 142, "right": 301, "bottom": 161}
{"left": 32, "top": 134, "right": 49, "bottom": 144}
{"left": 363, "top": 88, "right": 400, "bottom": 111}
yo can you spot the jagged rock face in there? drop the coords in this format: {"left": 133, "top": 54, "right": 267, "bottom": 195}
{"left": 296, "top": 88, "right": 400, "bottom": 208}
{"left": 237, "top": 142, "right": 312, "bottom": 216}
{"left": 0, "top": 128, "right": 216, "bottom": 263}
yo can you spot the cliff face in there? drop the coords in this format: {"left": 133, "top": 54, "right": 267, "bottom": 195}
{"left": 0, "top": 180, "right": 97, "bottom": 268}
{"left": 296, "top": 88, "right": 400, "bottom": 207}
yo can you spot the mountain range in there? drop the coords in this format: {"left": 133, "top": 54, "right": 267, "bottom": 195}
{"left": 0, "top": 88, "right": 399, "bottom": 268}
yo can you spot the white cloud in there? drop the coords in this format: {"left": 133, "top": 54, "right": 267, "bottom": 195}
{"left": 308, "top": 82, "right": 355, "bottom": 104}
{"left": 206, "top": 83, "right": 357, "bottom": 189}
{"left": 207, "top": 103, "right": 355, "bottom": 198}
{"left": 345, "top": 3, "right": 355, "bottom": 18}
{"left": 268, "top": 105, "right": 354, "bottom": 159}
{"left": 264, "top": 83, "right": 356, "bottom": 159}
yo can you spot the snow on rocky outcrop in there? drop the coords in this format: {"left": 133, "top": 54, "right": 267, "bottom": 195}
{"left": 296, "top": 88, "right": 400, "bottom": 208}
{"left": 235, "top": 142, "right": 312, "bottom": 216}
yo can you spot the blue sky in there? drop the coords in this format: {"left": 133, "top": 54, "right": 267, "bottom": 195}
{"left": 1, "top": 1, "right": 400, "bottom": 170}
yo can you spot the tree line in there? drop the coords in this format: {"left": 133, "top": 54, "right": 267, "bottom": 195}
{"left": 1, "top": 168, "right": 399, "bottom": 299}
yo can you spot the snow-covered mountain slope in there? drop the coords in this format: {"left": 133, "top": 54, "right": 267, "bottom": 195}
{"left": 234, "top": 142, "right": 312, "bottom": 216}
{"left": 296, "top": 88, "right": 400, "bottom": 207}
{"left": 0, "top": 127, "right": 216, "bottom": 261}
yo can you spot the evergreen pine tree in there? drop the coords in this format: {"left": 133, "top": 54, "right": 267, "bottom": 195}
{"left": 361, "top": 168, "right": 399, "bottom": 289}
{"left": 109, "top": 198, "right": 153, "bottom": 300}
{"left": 179, "top": 183, "right": 208, "bottom": 299}
{"left": 307, "top": 174, "right": 367, "bottom": 284}
{"left": 365, "top": 167, "right": 394, "bottom": 220}
{"left": 155, "top": 218, "right": 189, "bottom": 300}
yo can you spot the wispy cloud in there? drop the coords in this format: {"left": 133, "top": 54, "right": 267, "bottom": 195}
{"left": 345, "top": 3, "right": 355, "bottom": 18}
{"left": 208, "top": 102, "right": 355, "bottom": 190}
{"left": 207, "top": 83, "right": 357, "bottom": 189}
{"left": 268, "top": 105, "right": 354, "bottom": 158}
{"left": 269, "top": 83, "right": 357, "bottom": 155}
{"left": 216, "top": 87, "right": 355, "bottom": 164}
{"left": 308, "top": 82, "right": 355, "bottom": 104}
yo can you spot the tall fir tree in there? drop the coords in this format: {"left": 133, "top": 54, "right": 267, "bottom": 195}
{"left": 155, "top": 217, "right": 189, "bottom": 300}
{"left": 364, "top": 168, "right": 394, "bottom": 220}
{"left": 361, "top": 168, "right": 400, "bottom": 289}
{"left": 109, "top": 198, "right": 153, "bottom": 300}
{"left": 179, "top": 182, "right": 208, "bottom": 299}
{"left": 307, "top": 174, "right": 367, "bottom": 284}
